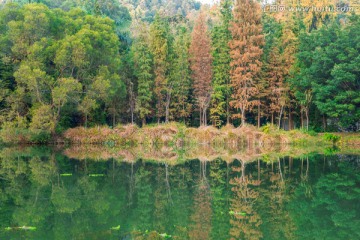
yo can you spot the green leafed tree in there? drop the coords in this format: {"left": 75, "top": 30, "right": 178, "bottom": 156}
{"left": 210, "top": 0, "right": 232, "bottom": 126}
{"left": 132, "top": 22, "right": 154, "bottom": 126}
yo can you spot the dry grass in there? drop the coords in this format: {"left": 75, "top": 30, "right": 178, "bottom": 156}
{"left": 62, "top": 123, "right": 359, "bottom": 148}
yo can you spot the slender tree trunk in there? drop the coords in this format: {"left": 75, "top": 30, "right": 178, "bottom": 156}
{"left": 257, "top": 101, "right": 261, "bottom": 128}
{"left": 301, "top": 110, "right": 304, "bottom": 129}
{"left": 241, "top": 109, "right": 246, "bottom": 126}
{"left": 199, "top": 106, "right": 202, "bottom": 126}
{"left": 271, "top": 113, "right": 274, "bottom": 125}
{"left": 278, "top": 105, "right": 284, "bottom": 130}
{"left": 322, "top": 114, "right": 326, "bottom": 132}
{"left": 165, "top": 87, "right": 172, "bottom": 123}
{"left": 226, "top": 98, "right": 230, "bottom": 125}
{"left": 305, "top": 108, "right": 309, "bottom": 131}
{"left": 142, "top": 118, "right": 146, "bottom": 127}
{"left": 288, "top": 107, "right": 292, "bottom": 130}
{"left": 165, "top": 104, "right": 170, "bottom": 123}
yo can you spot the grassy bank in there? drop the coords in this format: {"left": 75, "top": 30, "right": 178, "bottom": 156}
{"left": 1, "top": 122, "right": 359, "bottom": 147}
{"left": 61, "top": 122, "right": 359, "bottom": 147}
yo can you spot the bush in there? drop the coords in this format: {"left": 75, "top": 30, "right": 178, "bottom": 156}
{"left": 323, "top": 133, "right": 341, "bottom": 144}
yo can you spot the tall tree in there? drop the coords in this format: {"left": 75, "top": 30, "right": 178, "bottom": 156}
{"left": 189, "top": 12, "right": 212, "bottom": 126}
{"left": 132, "top": 22, "right": 153, "bottom": 126}
{"left": 229, "top": 0, "right": 264, "bottom": 126}
{"left": 210, "top": 0, "right": 232, "bottom": 126}
{"left": 169, "top": 25, "right": 192, "bottom": 122}
{"left": 150, "top": 14, "right": 171, "bottom": 123}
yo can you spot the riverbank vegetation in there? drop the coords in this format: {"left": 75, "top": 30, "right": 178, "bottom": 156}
{"left": 0, "top": 0, "right": 359, "bottom": 145}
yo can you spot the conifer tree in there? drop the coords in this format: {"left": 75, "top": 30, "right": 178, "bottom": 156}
{"left": 189, "top": 12, "right": 212, "bottom": 126}
{"left": 210, "top": 0, "right": 232, "bottom": 126}
{"left": 169, "top": 25, "right": 192, "bottom": 122}
{"left": 229, "top": 0, "right": 264, "bottom": 126}
{"left": 132, "top": 23, "right": 153, "bottom": 126}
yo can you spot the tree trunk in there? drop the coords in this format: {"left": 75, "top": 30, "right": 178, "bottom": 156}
{"left": 322, "top": 114, "right": 326, "bottom": 132}
{"left": 241, "top": 109, "right": 246, "bottom": 126}
{"left": 305, "top": 108, "right": 309, "bottom": 131}
{"left": 142, "top": 118, "right": 146, "bottom": 127}
{"left": 278, "top": 105, "right": 284, "bottom": 130}
{"left": 257, "top": 101, "right": 261, "bottom": 128}
{"left": 288, "top": 107, "right": 292, "bottom": 130}
{"left": 165, "top": 104, "right": 169, "bottom": 123}
{"left": 301, "top": 110, "right": 304, "bottom": 129}
{"left": 226, "top": 99, "right": 230, "bottom": 125}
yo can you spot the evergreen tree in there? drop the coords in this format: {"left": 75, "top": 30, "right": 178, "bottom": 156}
{"left": 169, "top": 25, "right": 192, "bottom": 122}
{"left": 132, "top": 22, "right": 154, "bottom": 125}
{"left": 150, "top": 14, "right": 171, "bottom": 123}
{"left": 210, "top": 0, "right": 232, "bottom": 126}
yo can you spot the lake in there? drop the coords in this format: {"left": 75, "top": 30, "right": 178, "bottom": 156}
{"left": 0, "top": 146, "right": 359, "bottom": 239}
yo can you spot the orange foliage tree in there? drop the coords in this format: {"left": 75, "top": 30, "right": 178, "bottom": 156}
{"left": 189, "top": 12, "right": 213, "bottom": 126}
{"left": 229, "top": 0, "right": 264, "bottom": 125}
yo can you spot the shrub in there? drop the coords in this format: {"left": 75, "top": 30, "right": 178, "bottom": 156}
{"left": 323, "top": 133, "right": 341, "bottom": 144}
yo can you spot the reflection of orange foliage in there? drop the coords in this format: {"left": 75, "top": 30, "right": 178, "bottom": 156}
{"left": 189, "top": 183, "right": 212, "bottom": 240}
{"left": 229, "top": 162, "right": 263, "bottom": 240}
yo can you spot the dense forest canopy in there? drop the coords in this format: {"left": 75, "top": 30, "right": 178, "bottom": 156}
{"left": 0, "top": 0, "right": 359, "bottom": 143}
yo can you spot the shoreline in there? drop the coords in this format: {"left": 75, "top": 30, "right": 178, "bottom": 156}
{"left": 1, "top": 122, "right": 359, "bottom": 147}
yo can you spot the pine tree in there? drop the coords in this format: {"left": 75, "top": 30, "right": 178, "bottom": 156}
{"left": 210, "top": 0, "right": 232, "bottom": 126}
{"left": 189, "top": 12, "right": 213, "bottom": 126}
{"left": 132, "top": 22, "right": 153, "bottom": 126}
{"left": 229, "top": 0, "right": 264, "bottom": 126}
{"left": 169, "top": 25, "right": 192, "bottom": 122}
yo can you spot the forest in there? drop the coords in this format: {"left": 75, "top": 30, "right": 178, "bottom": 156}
{"left": 0, "top": 0, "right": 359, "bottom": 143}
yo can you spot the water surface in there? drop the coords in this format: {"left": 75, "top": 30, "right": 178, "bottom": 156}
{"left": 0, "top": 147, "right": 359, "bottom": 239}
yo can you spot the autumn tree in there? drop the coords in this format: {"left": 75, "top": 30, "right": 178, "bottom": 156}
{"left": 189, "top": 12, "right": 212, "bottom": 126}
{"left": 150, "top": 14, "right": 171, "bottom": 123}
{"left": 229, "top": 0, "right": 264, "bottom": 126}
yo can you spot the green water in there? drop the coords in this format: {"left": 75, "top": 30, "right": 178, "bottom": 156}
{"left": 0, "top": 147, "right": 359, "bottom": 239}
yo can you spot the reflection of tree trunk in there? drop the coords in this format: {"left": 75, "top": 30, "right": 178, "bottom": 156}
{"left": 128, "top": 162, "right": 134, "bottom": 206}
{"left": 165, "top": 164, "right": 172, "bottom": 203}
{"left": 278, "top": 158, "right": 284, "bottom": 182}
{"left": 306, "top": 156, "right": 309, "bottom": 178}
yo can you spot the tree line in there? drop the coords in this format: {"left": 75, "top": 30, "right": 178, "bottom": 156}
{"left": 0, "top": 0, "right": 359, "bottom": 141}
